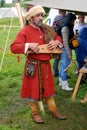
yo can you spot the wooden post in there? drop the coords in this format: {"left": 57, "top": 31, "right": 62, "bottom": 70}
{"left": 38, "top": 101, "right": 45, "bottom": 113}
{"left": 71, "top": 72, "right": 83, "bottom": 101}
{"left": 15, "top": 2, "right": 24, "bottom": 28}
{"left": 71, "top": 67, "right": 87, "bottom": 101}
{"left": 15, "top": 1, "right": 45, "bottom": 113}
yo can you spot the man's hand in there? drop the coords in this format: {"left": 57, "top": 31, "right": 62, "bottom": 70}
{"left": 29, "top": 43, "right": 39, "bottom": 53}
{"left": 47, "top": 40, "right": 63, "bottom": 51}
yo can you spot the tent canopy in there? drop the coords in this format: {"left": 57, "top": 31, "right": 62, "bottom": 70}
{"left": 0, "top": 7, "right": 26, "bottom": 18}
{"left": 24, "top": 0, "right": 87, "bottom": 14}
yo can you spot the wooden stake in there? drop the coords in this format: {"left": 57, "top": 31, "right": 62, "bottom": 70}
{"left": 71, "top": 67, "right": 87, "bottom": 101}
{"left": 71, "top": 72, "right": 83, "bottom": 101}
{"left": 15, "top": 2, "right": 24, "bottom": 28}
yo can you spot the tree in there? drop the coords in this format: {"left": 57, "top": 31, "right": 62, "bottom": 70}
{"left": 0, "top": 0, "right": 5, "bottom": 7}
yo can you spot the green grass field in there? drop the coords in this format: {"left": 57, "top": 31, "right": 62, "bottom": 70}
{"left": 0, "top": 18, "right": 87, "bottom": 130}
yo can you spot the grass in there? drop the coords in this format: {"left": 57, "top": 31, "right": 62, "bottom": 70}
{"left": 0, "top": 18, "right": 87, "bottom": 130}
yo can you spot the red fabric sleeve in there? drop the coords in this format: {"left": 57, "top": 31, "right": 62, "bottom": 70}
{"left": 10, "top": 29, "right": 26, "bottom": 54}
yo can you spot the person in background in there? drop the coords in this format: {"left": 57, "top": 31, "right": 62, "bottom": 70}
{"left": 74, "top": 13, "right": 87, "bottom": 35}
{"left": 10, "top": 5, "right": 67, "bottom": 124}
{"left": 59, "top": 13, "right": 76, "bottom": 91}
{"left": 74, "top": 13, "right": 87, "bottom": 74}
{"left": 75, "top": 27, "right": 87, "bottom": 84}
{"left": 53, "top": 9, "right": 66, "bottom": 77}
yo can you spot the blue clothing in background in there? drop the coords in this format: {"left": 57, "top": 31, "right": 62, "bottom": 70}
{"left": 76, "top": 27, "right": 87, "bottom": 70}
{"left": 59, "top": 48, "right": 71, "bottom": 80}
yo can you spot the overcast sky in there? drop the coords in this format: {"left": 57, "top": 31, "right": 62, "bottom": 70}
{"left": 5, "top": 0, "right": 23, "bottom": 3}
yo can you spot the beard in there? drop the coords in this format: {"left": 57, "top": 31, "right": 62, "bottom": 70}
{"left": 32, "top": 19, "right": 43, "bottom": 27}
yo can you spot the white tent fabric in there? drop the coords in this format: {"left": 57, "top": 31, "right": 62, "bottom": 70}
{"left": 44, "top": 9, "right": 58, "bottom": 26}
{"left": 25, "top": 0, "right": 87, "bottom": 13}
{"left": 0, "top": 7, "right": 26, "bottom": 18}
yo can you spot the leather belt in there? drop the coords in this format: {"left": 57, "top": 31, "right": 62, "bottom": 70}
{"left": 28, "top": 58, "right": 49, "bottom": 100}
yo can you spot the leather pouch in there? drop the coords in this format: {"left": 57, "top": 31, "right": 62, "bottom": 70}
{"left": 26, "top": 61, "right": 36, "bottom": 77}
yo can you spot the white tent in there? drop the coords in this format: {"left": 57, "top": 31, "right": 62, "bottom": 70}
{"left": 44, "top": 8, "right": 58, "bottom": 26}
{"left": 0, "top": 7, "right": 26, "bottom": 18}
{"left": 24, "top": 0, "right": 87, "bottom": 14}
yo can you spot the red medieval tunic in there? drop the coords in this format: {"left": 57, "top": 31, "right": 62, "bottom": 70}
{"left": 10, "top": 25, "right": 62, "bottom": 100}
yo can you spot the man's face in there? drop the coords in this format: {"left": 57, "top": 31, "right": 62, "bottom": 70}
{"left": 78, "top": 15, "right": 84, "bottom": 23}
{"left": 31, "top": 13, "right": 43, "bottom": 27}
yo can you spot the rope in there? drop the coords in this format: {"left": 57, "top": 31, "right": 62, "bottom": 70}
{"left": 0, "top": 47, "right": 20, "bottom": 57}
{"left": 0, "top": 16, "right": 14, "bottom": 71}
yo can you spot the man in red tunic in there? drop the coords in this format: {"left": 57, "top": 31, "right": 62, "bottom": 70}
{"left": 10, "top": 5, "right": 66, "bottom": 124}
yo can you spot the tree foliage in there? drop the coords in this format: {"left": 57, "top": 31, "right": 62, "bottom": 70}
{"left": 0, "top": 0, "right": 5, "bottom": 7}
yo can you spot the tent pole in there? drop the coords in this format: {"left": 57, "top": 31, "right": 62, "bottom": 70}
{"left": 15, "top": 1, "right": 24, "bottom": 28}
{"left": 0, "top": 16, "right": 13, "bottom": 71}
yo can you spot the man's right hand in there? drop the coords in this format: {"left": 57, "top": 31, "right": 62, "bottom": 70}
{"left": 29, "top": 43, "right": 39, "bottom": 53}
